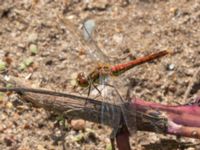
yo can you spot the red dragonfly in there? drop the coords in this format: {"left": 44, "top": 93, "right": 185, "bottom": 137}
{"left": 58, "top": 16, "right": 169, "bottom": 137}
{"left": 76, "top": 50, "right": 168, "bottom": 89}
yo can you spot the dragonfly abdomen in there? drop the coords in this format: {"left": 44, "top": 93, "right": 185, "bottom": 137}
{"left": 111, "top": 50, "right": 169, "bottom": 76}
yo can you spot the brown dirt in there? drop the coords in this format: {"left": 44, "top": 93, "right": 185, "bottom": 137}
{"left": 0, "top": 0, "right": 200, "bottom": 150}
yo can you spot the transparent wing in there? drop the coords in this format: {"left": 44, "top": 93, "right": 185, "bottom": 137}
{"left": 58, "top": 15, "right": 110, "bottom": 63}
{"left": 96, "top": 73, "right": 137, "bottom": 135}
{"left": 83, "top": 20, "right": 110, "bottom": 63}
{"left": 107, "top": 80, "right": 137, "bottom": 135}
{"left": 97, "top": 75, "right": 122, "bottom": 132}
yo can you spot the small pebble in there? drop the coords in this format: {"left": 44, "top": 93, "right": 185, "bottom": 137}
{"left": 6, "top": 102, "right": 13, "bottom": 109}
{"left": 87, "top": 131, "right": 97, "bottom": 142}
{"left": 23, "top": 123, "right": 31, "bottom": 129}
{"left": 18, "top": 63, "right": 26, "bottom": 71}
{"left": 70, "top": 72, "right": 78, "bottom": 86}
{"left": 45, "top": 59, "right": 53, "bottom": 66}
{"left": 186, "top": 148, "right": 195, "bottom": 150}
{"left": 4, "top": 137, "right": 14, "bottom": 146}
{"left": 0, "top": 92, "right": 4, "bottom": 103}
{"left": 24, "top": 58, "right": 33, "bottom": 66}
{"left": 29, "top": 44, "right": 38, "bottom": 55}
{"left": 70, "top": 79, "right": 77, "bottom": 87}
{"left": 106, "top": 143, "right": 112, "bottom": 150}
{"left": 28, "top": 33, "right": 38, "bottom": 43}
{"left": 72, "top": 133, "right": 85, "bottom": 142}
{"left": 167, "top": 64, "right": 175, "bottom": 70}
{"left": 0, "top": 60, "right": 6, "bottom": 71}
{"left": 113, "top": 34, "right": 123, "bottom": 44}
{"left": 184, "top": 68, "right": 194, "bottom": 76}
{"left": 17, "top": 43, "right": 26, "bottom": 49}
{"left": 37, "top": 144, "right": 46, "bottom": 150}
{"left": 71, "top": 119, "right": 85, "bottom": 131}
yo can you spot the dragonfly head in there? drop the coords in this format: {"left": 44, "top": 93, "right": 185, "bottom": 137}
{"left": 76, "top": 72, "right": 89, "bottom": 87}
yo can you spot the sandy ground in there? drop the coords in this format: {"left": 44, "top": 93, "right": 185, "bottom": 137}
{"left": 0, "top": 0, "right": 200, "bottom": 150}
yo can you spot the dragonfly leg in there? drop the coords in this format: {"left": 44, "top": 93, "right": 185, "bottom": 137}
{"left": 103, "top": 83, "right": 125, "bottom": 104}
{"left": 86, "top": 82, "right": 101, "bottom": 99}
{"left": 92, "top": 83, "right": 102, "bottom": 95}
{"left": 84, "top": 81, "right": 93, "bottom": 106}
{"left": 125, "top": 85, "right": 132, "bottom": 102}
{"left": 86, "top": 82, "right": 103, "bottom": 100}
{"left": 87, "top": 84, "right": 92, "bottom": 97}
{"left": 110, "top": 127, "right": 120, "bottom": 150}
{"left": 86, "top": 78, "right": 102, "bottom": 97}
{"left": 83, "top": 82, "right": 103, "bottom": 110}
{"left": 125, "top": 81, "right": 137, "bottom": 103}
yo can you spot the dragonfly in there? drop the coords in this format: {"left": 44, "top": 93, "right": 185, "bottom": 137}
{"left": 58, "top": 15, "right": 169, "bottom": 141}
{"left": 76, "top": 50, "right": 168, "bottom": 89}
{"left": 76, "top": 48, "right": 169, "bottom": 137}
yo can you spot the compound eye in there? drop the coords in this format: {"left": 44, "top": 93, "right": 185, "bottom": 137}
{"left": 77, "top": 72, "right": 85, "bottom": 80}
{"left": 76, "top": 72, "right": 88, "bottom": 87}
